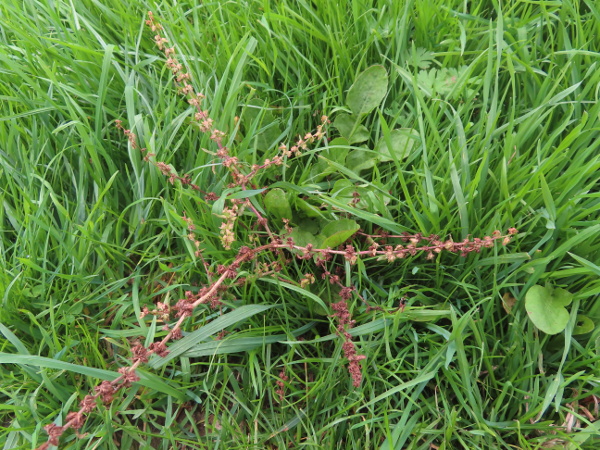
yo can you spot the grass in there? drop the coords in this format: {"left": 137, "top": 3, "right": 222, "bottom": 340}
{"left": 1, "top": 0, "right": 599, "bottom": 448}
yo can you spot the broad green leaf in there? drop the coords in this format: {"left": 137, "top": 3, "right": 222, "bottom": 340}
{"left": 331, "top": 179, "right": 353, "bottom": 192}
{"left": 333, "top": 113, "right": 354, "bottom": 140}
{"left": 294, "top": 197, "right": 326, "bottom": 218}
{"left": 349, "top": 126, "right": 371, "bottom": 144}
{"left": 332, "top": 113, "right": 369, "bottom": 143}
{"left": 331, "top": 179, "right": 370, "bottom": 210}
{"left": 289, "top": 228, "right": 317, "bottom": 248}
{"left": 525, "top": 285, "right": 573, "bottom": 335}
{"left": 318, "top": 194, "right": 406, "bottom": 235}
{"left": 346, "top": 147, "right": 376, "bottom": 173}
{"left": 311, "top": 137, "right": 351, "bottom": 181}
{"left": 320, "top": 218, "right": 360, "bottom": 248}
{"left": 346, "top": 65, "right": 388, "bottom": 116}
{"left": 295, "top": 218, "right": 320, "bottom": 235}
{"left": 573, "top": 315, "right": 595, "bottom": 335}
{"left": 324, "top": 137, "right": 351, "bottom": 163}
{"left": 264, "top": 188, "right": 293, "bottom": 222}
{"left": 375, "top": 128, "right": 419, "bottom": 161}
{"left": 309, "top": 159, "right": 334, "bottom": 182}
{"left": 21, "top": 285, "right": 46, "bottom": 298}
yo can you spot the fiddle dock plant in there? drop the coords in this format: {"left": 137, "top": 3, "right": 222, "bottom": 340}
{"left": 0, "top": 1, "right": 599, "bottom": 449}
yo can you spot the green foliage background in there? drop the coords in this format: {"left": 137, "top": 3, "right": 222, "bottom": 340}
{"left": 1, "top": 0, "right": 599, "bottom": 448}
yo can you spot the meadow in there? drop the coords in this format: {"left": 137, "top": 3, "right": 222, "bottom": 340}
{"left": 1, "top": 0, "right": 599, "bottom": 448}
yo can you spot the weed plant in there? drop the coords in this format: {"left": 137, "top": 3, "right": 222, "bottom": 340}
{"left": 1, "top": 1, "right": 599, "bottom": 449}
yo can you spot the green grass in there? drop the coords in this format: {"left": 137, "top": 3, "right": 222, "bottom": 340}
{"left": 1, "top": 0, "right": 599, "bottom": 448}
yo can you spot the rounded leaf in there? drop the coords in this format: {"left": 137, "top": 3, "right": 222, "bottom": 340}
{"left": 525, "top": 285, "right": 573, "bottom": 335}
{"left": 320, "top": 219, "right": 360, "bottom": 248}
{"left": 289, "top": 228, "right": 316, "bottom": 248}
{"left": 333, "top": 113, "right": 354, "bottom": 140}
{"left": 264, "top": 188, "right": 293, "bottom": 222}
{"left": 346, "top": 147, "right": 376, "bottom": 173}
{"left": 325, "top": 137, "right": 351, "bottom": 163}
{"left": 349, "top": 125, "right": 370, "bottom": 144}
{"left": 347, "top": 65, "right": 388, "bottom": 116}
{"left": 309, "top": 159, "right": 335, "bottom": 182}
{"left": 375, "top": 128, "right": 419, "bottom": 161}
{"left": 295, "top": 197, "right": 325, "bottom": 218}
{"left": 330, "top": 179, "right": 389, "bottom": 211}
{"left": 332, "top": 114, "right": 370, "bottom": 144}
{"left": 573, "top": 315, "right": 595, "bottom": 335}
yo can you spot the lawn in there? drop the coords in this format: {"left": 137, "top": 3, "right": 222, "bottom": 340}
{"left": 1, "top": 0, "right": 599, "bottom": 449}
